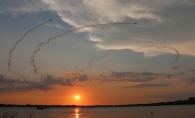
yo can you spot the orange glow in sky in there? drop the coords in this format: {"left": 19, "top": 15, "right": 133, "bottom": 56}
{"left": 1, "top": 0, "right": 195, "bottom": 106}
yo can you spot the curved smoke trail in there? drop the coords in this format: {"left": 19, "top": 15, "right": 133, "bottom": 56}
{"left": 88, "top": 51, "right": 112, "bottom": 69}
{"left": 87, "top": 45, "right": 179, "bottom": 69}
{"left": 30, "top": 22, "right": 137, "bottom": 74}
{"left": 134, "top": 45, "right": 179, "bottom": 64}
{"left": 7, "top": 19, "right": 51, "bottom": 78}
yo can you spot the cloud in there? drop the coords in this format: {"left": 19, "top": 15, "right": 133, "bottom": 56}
{"left": 0, "top": 0, "right": 48, "bottom": 16}
{"left": 2, "top": 0, "right": 193, "bottom": 22}
{"left": 110, "top": 71, "right": 172, "bottom": 79}
{"left": 98, "top": 71, "right": 176, "bottom": 83}
{"left": 0, "top": 69, "right": 194, "bottom": 93}
{"left": 41, "top": 0, "right": 194, "bottom": 27}
{"left": 64, "top": 71, "right": 88, "bottom": 82}
{"left": 109, "top": 71, "right": 156, "bottom": 82}
{"left": 97, "top": 70, "right": 195, "bottom": 85}
{"left": 77, "top": 75, "right": 88, "bottom": 82}
{"left": 41, "top": 0, "right": 162, "bottom": 27}
{"left": 2, "top": 0, "right": 195, "bottom": 57}
{"left": 114, "top": 77, "right": 154, "bottom": 82}
{"left": 0, "top": 74, "right": 53, "bottom": 92}
{"left": 122, "top": 83, "right": 172, "bottom": 88}
{"left": 46, "top": 0, "right": 194, "bottom": 57}
{"left": 0, "top": 74, "right": 80, "bottom": 93}
{"left": 189, "top": 69, "right": 195, "bottom": 73}
{"left": 185, "top": 77, "right": 195, "bottom": 84}
{"left": 129, "top": 77, "right": 154, "bottom": 82}
{"left": 40, "top": 75, "right": 76, "bottom": 86}
{"left": 45, "top": 23, "right": 65, "bottom": 29}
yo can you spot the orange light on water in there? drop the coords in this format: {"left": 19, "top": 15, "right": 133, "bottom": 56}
{"left": 75, "top": 108, "right": 79, "bottom": 113}
{"left": 75, "top": 108, "right": 80, "bottom": 118}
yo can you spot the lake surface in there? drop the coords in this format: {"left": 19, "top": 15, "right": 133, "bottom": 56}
{"left": 0, "top": 105, "right": 195, "bottom": 118}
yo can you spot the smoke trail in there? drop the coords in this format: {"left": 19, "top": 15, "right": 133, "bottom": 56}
{"left": 134, "top": 45, "right": 179, "bottom": 64}
{"left": 11, "top": 70, "right": 27, "bottom": 79}
{"left": 8, "top": 19, "right": 52, "bottom": 72}
{"left": 88, "top": 50, "right": 129, "bottom": 69}
{"left": 30, "top": 22, "right": 136, "bottom": 74}
{"left": 87, "top": 45, "right": 179, "bottom": 69}
{"left": 75, "top": 65, "right": 83, "bottom": 72}
{"left": 88, "top": 51, "right": 111, "bottom": 69}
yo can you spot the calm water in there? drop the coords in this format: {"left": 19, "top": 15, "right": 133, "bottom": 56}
{"left": 0, "top": 105, "right": 195, "bottom": 118}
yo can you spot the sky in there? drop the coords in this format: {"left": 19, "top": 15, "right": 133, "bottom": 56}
{"left": 0, "top": 0, "right": 195, "bottom": 105}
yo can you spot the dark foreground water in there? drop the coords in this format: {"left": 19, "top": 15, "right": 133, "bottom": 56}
{"left": 0, "top": 105, "right": 195, "bottom": 118}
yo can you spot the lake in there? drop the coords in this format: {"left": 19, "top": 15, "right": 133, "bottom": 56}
{"left": 0, "top": 105, "right": 195, "bottom": 118}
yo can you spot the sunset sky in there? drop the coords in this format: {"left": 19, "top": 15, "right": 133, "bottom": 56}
{"left": 0, "top": 0, "right": 195, "bottom": 105}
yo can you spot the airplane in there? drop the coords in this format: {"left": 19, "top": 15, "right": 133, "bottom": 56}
{"left": 50, "top": 19, "right": 52, "bottom": 22}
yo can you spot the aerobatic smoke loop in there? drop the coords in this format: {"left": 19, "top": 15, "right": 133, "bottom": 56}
{"left": 30, "top": 22, "right": 137, "bottom": 74}
{"left": 7, "top": 19, "right": 51, "bottom": 77}
{"left": 87, "top": 45, "right": 179, "bottom": 69}
{"left": 29, "top": 21, "right": 179, "bottom": 74}
{"left": 134, "top": 45, "right": 179, "bottom": 64}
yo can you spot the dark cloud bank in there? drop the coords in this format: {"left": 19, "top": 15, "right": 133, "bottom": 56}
{"left": 1, "top": 69, "right": 195, "bottom": 93}
{"left": 0, "top": 74, "right": 88, "bottom": 93}
{"left": 101, "top": 70, "right": 195, "bottom": 88}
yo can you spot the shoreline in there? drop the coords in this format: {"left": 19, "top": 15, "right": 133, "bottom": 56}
{"left": 1, "top": 97, "right": 195, "bottom": 108}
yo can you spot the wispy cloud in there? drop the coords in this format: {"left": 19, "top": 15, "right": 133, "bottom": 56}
{"left": 98, "top": 70, "right": 194, "bottom": 84}
{"left": 189, "top": 69, "right": 195, "bottom": 73}
{"left": 110, "top": 71, "right": 172, "bottom": 79}
{"left": 185, "top": 77, "right": 195, "bottom": 84}
{"left": 45, "top": 23, "right": 65, "bottom": 29}
{"left": 97, "top": 71, "right": 170, "bottom": 83}
{"left": 0, "top": 0, "right": 48, "bottom": 16}
{"left": 122, "top": 83, "right": 172, "bottom": 89}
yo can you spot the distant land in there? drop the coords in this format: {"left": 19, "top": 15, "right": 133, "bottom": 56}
{"left": 0, "top": 97, "right": 195, "bottom": 108}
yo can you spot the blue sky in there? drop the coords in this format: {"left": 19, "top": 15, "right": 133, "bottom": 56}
{"left": 0, "top": 0, "right": 195, "bottom": 105}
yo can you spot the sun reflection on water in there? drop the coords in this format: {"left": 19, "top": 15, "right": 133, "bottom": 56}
{"left": 74, "top": 108, "right": 79, "bottom": 118}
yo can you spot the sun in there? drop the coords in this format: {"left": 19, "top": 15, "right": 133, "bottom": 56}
{"left": 75, "top": 95, "right": 80, "bottom": 100}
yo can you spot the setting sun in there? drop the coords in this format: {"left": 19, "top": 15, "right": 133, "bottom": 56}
{"left": 75, "top": 95, "right": 80, "bottom": 100}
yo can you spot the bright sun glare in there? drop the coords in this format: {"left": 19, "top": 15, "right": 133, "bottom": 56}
{"left": 75, "top": 95, "right": 80, "bottom": 100}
